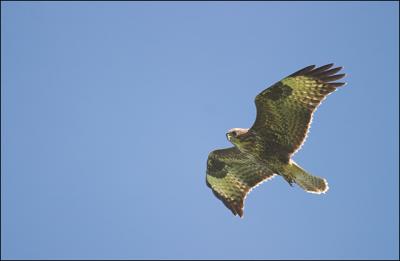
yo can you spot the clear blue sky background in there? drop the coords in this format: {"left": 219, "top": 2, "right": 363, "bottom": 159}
{"left": 1, "top": 2, "right": 399, "bottom": 260}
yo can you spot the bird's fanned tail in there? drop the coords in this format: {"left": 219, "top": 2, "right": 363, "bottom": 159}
{"left": 286, "top": 161, "right": 329, "bottom": 194}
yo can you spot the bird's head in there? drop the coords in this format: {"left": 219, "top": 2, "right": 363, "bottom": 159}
{"left": 226, "top": 128, "right": 250, "bottom": 147}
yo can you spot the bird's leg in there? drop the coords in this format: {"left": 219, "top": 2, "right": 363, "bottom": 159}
{"left": 282, "top": 173, "right": 295, "bottom": 187}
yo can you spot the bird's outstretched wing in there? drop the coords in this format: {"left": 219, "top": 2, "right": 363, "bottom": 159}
{"left": 251, "top": 64, "right": 346, "bottom": 160}
{"left": 206, "top": 147, "right": 276, "bottom": 217}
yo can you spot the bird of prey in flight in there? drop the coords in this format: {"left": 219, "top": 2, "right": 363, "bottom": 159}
{"left": 206, "top": 64, "right": 347, "bottom": 218}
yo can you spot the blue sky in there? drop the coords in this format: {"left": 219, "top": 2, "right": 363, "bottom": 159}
{"left": 1, "top": 2, "right": 399, "bottom": 260}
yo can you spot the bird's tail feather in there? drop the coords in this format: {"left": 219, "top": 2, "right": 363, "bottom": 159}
{"left": 286, "top": 161, "right": 329, "bottom": 194}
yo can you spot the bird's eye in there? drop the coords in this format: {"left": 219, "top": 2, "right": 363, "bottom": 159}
{"left": 231, "top": 131, "right": 237, "bottom": 137}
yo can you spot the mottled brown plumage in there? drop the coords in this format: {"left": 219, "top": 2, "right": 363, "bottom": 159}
{"left": 206, "top": 64, "right": 347, "bottom": 217}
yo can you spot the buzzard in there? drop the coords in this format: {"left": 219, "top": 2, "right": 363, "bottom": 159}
{"left": 206, "top": 64, "right": 346, "bottom": 217}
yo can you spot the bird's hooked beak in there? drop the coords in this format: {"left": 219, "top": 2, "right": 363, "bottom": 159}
{"left": 226, "top": 133, "right": 231, "bottom": 141}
